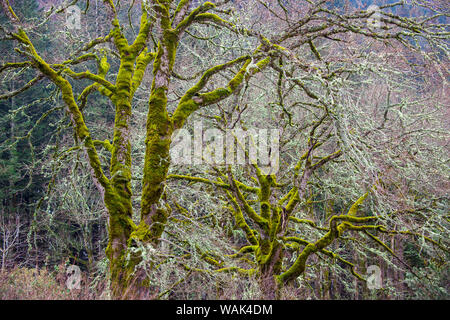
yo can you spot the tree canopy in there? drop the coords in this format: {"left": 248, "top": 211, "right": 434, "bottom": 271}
{"left": 0, "top": 0, "right": 448, "bottom": 300}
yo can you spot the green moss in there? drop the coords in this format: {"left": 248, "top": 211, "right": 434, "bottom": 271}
{"left": 270, "top": 207, "right": 281, "bottom": 238}
{"left": 277, "top": 242, "right": 315, "bottom": 283}
{"left": 173, "top": 0, "right": 190, "bottom": 21}
{"left": 149, "top": 208, "right": 169, "bottom": 241}
{"left": 163, "top": 29, "right": 178, "bottom": 70}
{"left": 140, "top": 23, "right": 178, "bottom": 230}
{"left": 171, "top": 99, "right": 198, "bottom": 128}
{"left": 347, "top": 192, "right": 369, "bottom": 216}
{"left": 131, "top": 49, "right": 155, "bottom": 96}
{"left": 174, "top": 2, "right": 216, "bottom": 32}
{"left": 256, "top": 238, "right": 273, "bottom": 265}
{"left": 194, "top": 13, "right": 234, "bottom": 29}
{"left": 128, "top": 221, "right": 152, "bottom": 246}
{"left": 147, "top": 87, "right": 172, "bottom": 134}
{"left": 260, "top": 201, "right": 271, "bottom": 220}
{"left": 104, "top": 191, "right": 136, "bottom": 298}
{"left": 99, "top": 55, "right": 110, "bottom": 73}
{"left": 225, "top": 191, "right": 258, "bottom": 245}
{"left": 229, "top": 66, "right": 247, "bottom": 90}
{"left": 141, "top": 123, "right": 172, "bottom": 222}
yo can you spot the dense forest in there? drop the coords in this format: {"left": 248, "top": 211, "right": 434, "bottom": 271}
{"left": 0, "top": 0, "right": 448, "bottom": 300}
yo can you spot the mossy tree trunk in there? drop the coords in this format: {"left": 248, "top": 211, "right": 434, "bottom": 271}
{"left": 170, "top": 136, "right": 380, "bottom": 299}
{"left": 1, "top": 0, "right": 271, "bottom": 299}
{"left": 2, "top": 0, "right": 449, "bottom": 301}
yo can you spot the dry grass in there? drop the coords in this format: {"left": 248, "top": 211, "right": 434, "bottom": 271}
{"left": 0, "top": 264, "right": 108, "bottom": 300}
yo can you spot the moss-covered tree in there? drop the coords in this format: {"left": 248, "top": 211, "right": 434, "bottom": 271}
{"left": 0, "top": 0, "right": 273, "bottom": 298}
{"left": 1, "top": 0, "right": 448, "bottom": 299}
